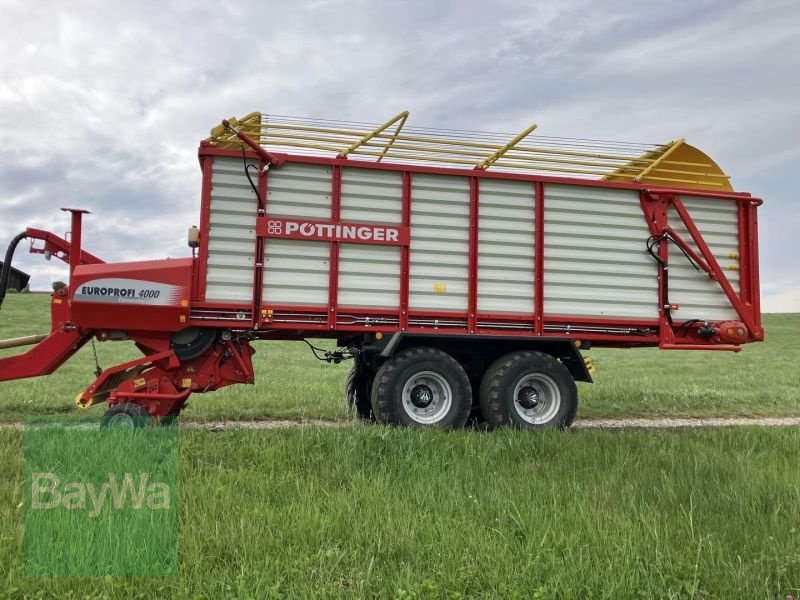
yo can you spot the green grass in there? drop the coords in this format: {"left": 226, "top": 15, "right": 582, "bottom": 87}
{"left": 0, "top": 294, "right": 797, "bottom": 421}
{"left": 0, "top": 426, "right": 798, "bottom": 598}
{"left": 22, "top": 417, "right": 177, "bottom": 577}
{"left": 2, "top": 296, "right": 800, "bottom": 597}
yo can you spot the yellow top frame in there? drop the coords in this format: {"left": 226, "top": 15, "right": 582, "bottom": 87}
{"left": 208, "top": 112, "right": 732, "bottom": 191}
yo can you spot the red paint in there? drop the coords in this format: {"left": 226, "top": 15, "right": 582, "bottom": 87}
{"left": 639, "top": 191, "right": 674, "bottom": 343}
{"left": 467, "top": 177, "right": 479, "bottom": 334}
{"left": 669, "top": 197, "right": 758, "bottom": 335}
{"left": 327, "top": 165, "right": 342, "bottom": 330}
{"left": 196, "top": 156, "right": 214, "bottom": 302}
{"left": 749, "top": 201, "right": 762, "bottom": 337}
{"left": 399, "top": 171, "right": 412, "bottom": 332}
{"left": 251, "top": 157, "right": 269, "bottom": 324}
{"left": 222, "top": 120, "right": 285, "bottom": 167}
{"left": 534, "top": 182, "right": 545, "bottom": 336}
{"left": 256, "top": 216, "right": 410, "bottom": 246}
{"left": 0, "top": 137, "right": 765, "bottom": 418}
{"left": 70, "top": 258, "right": 193, "bottom": 332}
{"left": 26, "top": 227, "right": 103, "bottom": 266}
{"left": 663, "top": 226, "right": 711, "bottom": 273}
{"left": 61, "top": 208, "right": 90, "bottom": 277}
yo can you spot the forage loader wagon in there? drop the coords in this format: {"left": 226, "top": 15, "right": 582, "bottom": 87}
{"left": 0, "top": 111, "right": 763, "bottom": 429}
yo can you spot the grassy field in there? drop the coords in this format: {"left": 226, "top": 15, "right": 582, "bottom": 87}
{"left": 0, "top": 294, "right": 798, "bottom": 422}
{"left": 0, "top": 425, "right": 799, "bottom": 598}
{"left": 1, "top": 296, "right": 799, "bottom": 597}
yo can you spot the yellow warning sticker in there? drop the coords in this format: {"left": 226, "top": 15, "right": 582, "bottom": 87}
{"left": 133, "top": 378, "right": 146, "bottom": 389}
{"left": 433, "top": 283, "right": 447, "bottom": 293}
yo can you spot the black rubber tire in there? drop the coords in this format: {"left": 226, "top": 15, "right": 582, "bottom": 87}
{"left": 370, "top": 347, "right": 472, "bottom": 429}
{"left": 344, "top": 366, "right": 373, "bottom": 420}
{"left": 101, "top": 402, "right": 151, "bottom": 429}
{"left": 170, "top": 327, "right": 217, "bottom": 361}
{"left": 479, "top": 350, "right": 577, "bottom": 430}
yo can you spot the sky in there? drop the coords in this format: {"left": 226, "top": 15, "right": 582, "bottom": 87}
{"left": 0, "top": 0, "right": 797, "bottom": 312}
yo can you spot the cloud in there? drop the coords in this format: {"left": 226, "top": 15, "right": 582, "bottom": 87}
{"left": 0, "top": 0, "right": 797, "bottom": 312}
{"left": 761, "top": 281, "right": 800, "bottom": 314}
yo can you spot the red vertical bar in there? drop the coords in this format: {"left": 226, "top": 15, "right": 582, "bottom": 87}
{"left": 196, "top": 156, "right": 214, "bottom": 302}
{"left": 737, "top": 200, "right": 750, "bottom": 305}
{"left": 467, "top": 177, "right": 479, "bottom": 334}
{"left": 639, "top": 191, "right": 673, "bottom": 343}
{"left": 534, "top": 181, "right": 545, "bottom": 335}
{"left": 327, "top": 165, "right": 342, "bottom": 330}
{"left": 67, "top": 211, "right": 83, "bottom": 277}
{"left": 399, "top": 172, "right": 411, "bottom": 331}
{"left": 749, "top": 200, "right": 762, "bottom": 338}
{"left": 656, "top": 198, "right": 673, "bottom": 343}
{"left": 253, "top": 159, "right": 268, "bottom": 324}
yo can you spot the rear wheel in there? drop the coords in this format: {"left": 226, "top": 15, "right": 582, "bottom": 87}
{"left": 371, "top": 347, "right": 471, "bottom": 429}
{"left": 344, "top": 366, "right": 373, "bottom": 420}
{"left": 101, "top": 402, "right": 151, "bottom": 429}
{"left": 479, "top": 351, "right": 577, "bottom": 430}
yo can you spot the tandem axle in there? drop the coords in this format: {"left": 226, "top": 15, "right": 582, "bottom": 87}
{"left": 0, "top": 111, "right": 762, "bottom": 429}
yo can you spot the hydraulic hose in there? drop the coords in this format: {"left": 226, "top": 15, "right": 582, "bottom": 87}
{"left": 0, "top": 232, "right": 28, "bottom": 310}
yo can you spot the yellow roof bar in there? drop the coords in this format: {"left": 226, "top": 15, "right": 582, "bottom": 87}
{"left": 207, "top": 111, "right": 732, "bottom": 190}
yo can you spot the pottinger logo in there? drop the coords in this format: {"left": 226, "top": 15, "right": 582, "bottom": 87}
{"left": 258, "top": 217, "right": 410, "bottom": 245}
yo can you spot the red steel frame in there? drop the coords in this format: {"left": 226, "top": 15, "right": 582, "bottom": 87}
{"left": 194, "top": 145, "right": 763, "bottom": 351}
{"left": 0, "top": 136, "right": 764, "bottom": 419}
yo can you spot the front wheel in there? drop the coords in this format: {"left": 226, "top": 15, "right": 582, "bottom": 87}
{"left": 371, "top": 347, "right": 472, "bottom": 429}
{"left": 479, "top": 351, "right": 577, "bottom": 430}
{"left": 101, "top": 402, "right": 151, "bottom": 429}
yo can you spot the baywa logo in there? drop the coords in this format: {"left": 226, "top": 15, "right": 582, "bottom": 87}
{"left": 31, "top": 472, "right": 171, "bottom": 518}
{"left": 24, "top": 417, "right": 177, "bottom": 576}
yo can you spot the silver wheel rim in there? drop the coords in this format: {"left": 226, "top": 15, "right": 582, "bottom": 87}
{"left": 401, "top": 370, "right": 452, "bottom": 424}
{"left": 108, "top": 413, "right": 136, "bottom": 430}
{"left": 512, "top": 373, "right": 561, "bottom": 425}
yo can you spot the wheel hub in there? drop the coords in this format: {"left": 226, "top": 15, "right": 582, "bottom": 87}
{"left": 512, "top": 373, "right": 562, "bottom": 425}
{"left": 517, "top": 386, "right": 540, "bottom": 410}
{"left": 107, "top": 414, "right": 136, "bottom": 429}
{"left": 410, "top": 384, "right": 434, "bottom": 408}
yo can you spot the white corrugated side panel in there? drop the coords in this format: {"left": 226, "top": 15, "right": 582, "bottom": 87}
{"left": 478, "top": 179, "right": 535, "bottom": 314}
{"left": 409, "top": 174, "right": 470, "bottom": 311}
{"left": 266, "top": 162, "right": 332, "bottom": 219}
{"left": 338, "top": 168, "right": 403, "bottom": 308}
{"left": 263, "top": 163, "right": 332, "bottom": 306}
{"left": 206, "top": 156, "right": 257, "bottom": 303}
{"left": 262, "top": 239, "right": 330, "bottom": 306}
{"left": 543, "top": 184, "right": 658, "bottom": 318}
{"left": 667, "top": 197, "right": 740, "bottom": 321}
